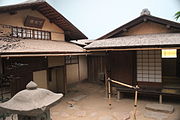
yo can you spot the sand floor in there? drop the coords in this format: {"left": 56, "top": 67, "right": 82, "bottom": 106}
{"left": 51, "top": 82, "right": 180, "bottom": 120}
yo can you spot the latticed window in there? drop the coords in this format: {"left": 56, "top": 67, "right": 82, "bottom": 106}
{"left": 137, "top": 50, "right": 162, "bottom": 83}
{"left": 12, "top": 27, "right": 51, "bottom": 40}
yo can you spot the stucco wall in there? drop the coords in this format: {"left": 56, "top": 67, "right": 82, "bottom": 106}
{"left": 48, "top": 56, "right": 64, "bottom": 67}
{"left": 122, "top": 22, "right": 173, "bottom": 36}
{"left": 0, "top": 9, "right": 64, "bottom": 41}
{"left": 66, "top": 56, "right": 88, "bottom": 85}
{"left": 79, "top": 56, "right": 88, "bottom": 81}
{"left": 48, "top": 69, "right": 57, "bottom": 92}
{"left": 66, "top": 64, "right": 79, "bottom": 84}
{"left": 33, "top": 70, "right": 48, "bottom": 89}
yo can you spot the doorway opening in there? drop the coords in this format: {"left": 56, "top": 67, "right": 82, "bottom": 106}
{"left": 162, "top": 49, "right": 180, "bottom": 89}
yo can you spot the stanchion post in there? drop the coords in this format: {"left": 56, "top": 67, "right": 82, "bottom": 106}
{"left": 133, "top": 85, "right": 138, "bottom": 120}
{"left": 107, "top": 78, "right": 112, "bottom": 109}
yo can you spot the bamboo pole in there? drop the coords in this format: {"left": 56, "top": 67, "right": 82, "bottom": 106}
{"left": 108, "top": 78, "right": 139, "bottom": 119}
{"left": 110, "top": 79, "right": 136, "bottom": 89}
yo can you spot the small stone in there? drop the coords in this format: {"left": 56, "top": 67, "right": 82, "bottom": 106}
{"left": 66, "top": 100, "right": 76, "bottom": 107}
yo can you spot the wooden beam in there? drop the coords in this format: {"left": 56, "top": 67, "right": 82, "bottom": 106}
{"left": 0, "top": 53, "right": 92, "bottom": 58}
{"left": 86, "top": 47, "right": 180, "bottom": 52}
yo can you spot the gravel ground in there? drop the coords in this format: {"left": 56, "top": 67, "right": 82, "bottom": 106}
{"left": 51, "top": 82, "right": 180, "bottom": 120}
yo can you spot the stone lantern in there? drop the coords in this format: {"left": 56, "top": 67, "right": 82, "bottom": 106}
{"left": 0, "top": 81, "right": 63, "bottom": 120}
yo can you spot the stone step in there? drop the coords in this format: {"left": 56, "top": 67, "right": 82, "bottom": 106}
{"left": 145, "top": 103, "right": 174, "bottom": 113}
{"left": 144, "top": 110, "right": 169, "bottom": 120}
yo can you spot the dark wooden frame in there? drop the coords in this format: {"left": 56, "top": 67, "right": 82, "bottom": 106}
{"left": 24, "top": 16, "right": 45, "bottom": 29}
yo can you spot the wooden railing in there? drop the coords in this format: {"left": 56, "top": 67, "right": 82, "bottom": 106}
{"left": 107, "top": 78, "right": 139, "bottom": 120}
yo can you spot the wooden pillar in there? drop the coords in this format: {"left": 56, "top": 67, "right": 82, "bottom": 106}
{"left": 159, "top": 94, "right": 162, "bottom": 104}
{"left": 105, "top": 51, "right": 110, "bottom": 98}
{"left": 117, "top": 91, "right": 120, "bottom": 100}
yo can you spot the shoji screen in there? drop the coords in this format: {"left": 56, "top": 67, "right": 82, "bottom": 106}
{"left": 137, "top": 50, "right": 162, "bottom": 83}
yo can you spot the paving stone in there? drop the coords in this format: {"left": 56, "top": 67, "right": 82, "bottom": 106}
{"left": 71, "top": 94, "right": 87, "bottom": 102}
{"left": 145, "top": 103, "right": 174, "bottom": 113}
{"left": 112, "top": 112, "right": 130, "bottom": 120}
{"left": 144, "top": 110, "right": 169, "bottom": 120}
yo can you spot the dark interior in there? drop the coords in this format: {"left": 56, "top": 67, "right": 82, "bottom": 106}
{"left": 162, "top": 50, "right": 180, "bottom": 90}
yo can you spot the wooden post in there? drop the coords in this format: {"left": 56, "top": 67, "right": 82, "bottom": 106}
{"left": 108, "top": 78, "right": 112, "bottom": 109}
{"left": 105, "top": 67, "right": 108, "bottom": 98}
{"left": 117, "top": 91, "right": 120, "bottom": 100}
{"left": 133, "top": 85, "right": 138, "bottom": 120}
{"left": 159, "top": 94, "right": 162, "bottom": 104}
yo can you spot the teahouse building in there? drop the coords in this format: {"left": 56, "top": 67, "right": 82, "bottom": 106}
{"left": 0, "top": 0, "right": 88, "bottom": 98}
{"left": 85, "top": 9, "right": 180, "bottom": 98}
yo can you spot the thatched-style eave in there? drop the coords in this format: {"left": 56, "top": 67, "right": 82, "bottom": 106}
{"left": 85, "top": 33, "right": 180, "bottom": 51}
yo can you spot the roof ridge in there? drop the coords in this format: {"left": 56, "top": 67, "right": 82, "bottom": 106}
{"left": 97, "top": 14, "right": 180, "bottom": 40}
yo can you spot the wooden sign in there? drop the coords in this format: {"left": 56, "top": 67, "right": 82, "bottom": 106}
{"left": 24, "top": 16, "right": 45, "bottom": 29}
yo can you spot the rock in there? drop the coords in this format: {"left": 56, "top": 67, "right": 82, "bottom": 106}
{"left": 66, "top": 100, "right": 76, "bottom": 107}
{"left": 67, "top": 104, "right": 79, "bottom": 110}
{"left": 145, "top": 103, "right": 174, "bottom": 113}
{"left": 144, "top": 110, "right": 169, "bottom": 120}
